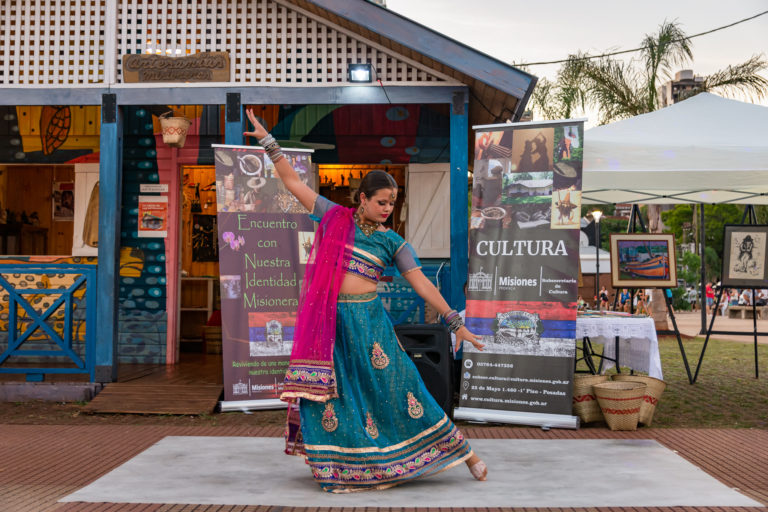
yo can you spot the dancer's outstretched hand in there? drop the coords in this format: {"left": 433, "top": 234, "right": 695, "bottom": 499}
{"left": 244, "top": 109, "right": 268, "bottom": 139}
{"left": 455, "top": 326, "right": 484, "bottom": 353}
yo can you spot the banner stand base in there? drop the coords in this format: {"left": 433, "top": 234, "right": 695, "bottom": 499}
{"left": 454, "top": 407, "right": 579, "bottom": 430}
{"left": 219, "top": 399, "right": 287, "bottom": 412}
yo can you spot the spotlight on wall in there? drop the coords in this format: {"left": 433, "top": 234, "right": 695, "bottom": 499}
{"left": 348, "top": 63, "right": 373, "bottom": 83}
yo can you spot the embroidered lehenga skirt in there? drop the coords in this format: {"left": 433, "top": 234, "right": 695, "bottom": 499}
{"left": 298, "top": 292, "right": 472, "bottom": 492}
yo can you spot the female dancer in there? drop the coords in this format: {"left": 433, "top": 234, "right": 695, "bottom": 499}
{"left": 244, "top": 110, "right": 487, "bottom": 493}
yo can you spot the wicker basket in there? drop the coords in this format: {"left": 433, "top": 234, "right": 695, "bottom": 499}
{"left": 159, "top": 111, "right": 191, "bottom": 148}
{"left": 593, "top": 381, "right": 647, "bottom": 431}
{"left": 611, "top": 375, "right": 666, "bottom": 426}
{"left": 572, "top": 374, "right": 610, "bottom": 423}
{"left": 203, "top": 326, "right": 222, "bottom": 354}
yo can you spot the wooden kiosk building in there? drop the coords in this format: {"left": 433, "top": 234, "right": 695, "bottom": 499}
{"left": 0, "top": 0, "right": 535, "bottom": 383}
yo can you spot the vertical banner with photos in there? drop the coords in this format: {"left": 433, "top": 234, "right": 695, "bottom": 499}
{"left": 454, "top": 121, "right": 584, "bottom": 428}
{"left": 212, "top": 144, "right": 315, "bottom": 409}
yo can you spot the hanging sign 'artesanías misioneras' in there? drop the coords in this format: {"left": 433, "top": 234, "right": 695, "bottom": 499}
{"left": 212, "top": 144, "right": 315, "bottom": 410}
{"left": 454, "top": 120, "right": 585, "bottom": 428}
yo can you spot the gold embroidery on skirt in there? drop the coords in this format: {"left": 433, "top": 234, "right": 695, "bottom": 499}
{"left": 407, "top": 391, "right": 424, "bottom": 419}
{"left": 365, "top": 411, "right": 379, "bottom": 439}
{"left": 322, "top": 402, "right": 339, "bottom": 432}
{"left": 370, "top": 341, "right": 390, "bottom": 369}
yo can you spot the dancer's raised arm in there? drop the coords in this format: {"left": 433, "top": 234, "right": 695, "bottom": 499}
{"left": 244, "top": 108, "right": 317, "bottom": 212}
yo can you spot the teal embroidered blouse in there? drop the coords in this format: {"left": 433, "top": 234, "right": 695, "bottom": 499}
{"left": 310, "top": 196, "right": 421, "bottom": 282}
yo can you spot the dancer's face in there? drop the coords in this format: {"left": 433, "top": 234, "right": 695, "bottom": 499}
{"left": 361, "top": 188, "right": 397, "bottom": 223}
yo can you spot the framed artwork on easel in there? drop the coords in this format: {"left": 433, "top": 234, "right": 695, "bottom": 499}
{"left": 609, "top": 233, "right": 677, "bottom": 289}
{"left": 721, "top": 224, "right": 768, "bottom": 288}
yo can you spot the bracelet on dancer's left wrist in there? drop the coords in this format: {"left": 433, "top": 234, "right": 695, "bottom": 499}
{"left": 258, "top": 133, "right": 276, "bottom": 147}
{"left": 447, "top": 315, "right": 464, "bottom": 333}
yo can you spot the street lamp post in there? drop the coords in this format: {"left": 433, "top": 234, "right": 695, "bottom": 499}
{"left": 592, "top": 210, "right": 603, "bottom": 311}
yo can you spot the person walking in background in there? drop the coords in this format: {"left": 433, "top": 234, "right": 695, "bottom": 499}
{"left": 599, "top": 286, "right": 610, "bottom": 310}
{"left": 718, "top": 289, "right": 731, "bottom": 316}
{"left": 687, "top": 286, "right": 698, "bottom": 311}
{"left": 705, "top": 282, "right": 715, "bottom": 315}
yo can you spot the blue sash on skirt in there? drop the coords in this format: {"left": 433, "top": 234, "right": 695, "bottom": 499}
{"left": 299, "top": 292, "right": 472, "bottom": 492}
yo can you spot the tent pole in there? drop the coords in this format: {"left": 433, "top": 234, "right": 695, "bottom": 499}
{"left": 699, "top": 205, "right": 706, "bottom": 335}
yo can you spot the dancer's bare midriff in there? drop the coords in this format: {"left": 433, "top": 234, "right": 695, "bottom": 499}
{"left": 339, "top": 273, "right": 378, "bottom": 295}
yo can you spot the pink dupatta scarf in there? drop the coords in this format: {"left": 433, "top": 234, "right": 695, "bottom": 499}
{"left": 281, "top": 204, "right": 354, "bottom": 455}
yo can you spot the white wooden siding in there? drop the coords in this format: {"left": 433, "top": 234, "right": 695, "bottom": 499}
{"left": 406, "top": 163, "right": 451, "bottom": 259}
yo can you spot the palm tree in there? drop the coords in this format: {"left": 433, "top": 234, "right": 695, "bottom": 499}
{"left": 528, "top": 52, "right": 590, "bottom": 120}
{"left": 529, "top": 21, "right": 768, "bottom": 124}
{"left": 584, "top": 20, "right": 767, "bottom": 124}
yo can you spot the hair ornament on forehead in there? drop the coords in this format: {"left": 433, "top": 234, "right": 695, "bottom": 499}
{"left": 355, "top": 169, "right": 398, "bottom": 204}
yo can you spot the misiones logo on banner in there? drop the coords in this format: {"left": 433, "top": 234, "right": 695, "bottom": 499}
{"left": 212, "top": 144, "right": 315, "bottom": 410}
{"left": 454, "top": 121, "right": 584, "bottom": 428}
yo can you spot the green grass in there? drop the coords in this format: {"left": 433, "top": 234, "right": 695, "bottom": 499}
{"left": 579, "top": 337, "right": 768, "bottom": 428}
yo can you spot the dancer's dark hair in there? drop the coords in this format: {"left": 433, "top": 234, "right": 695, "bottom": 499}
{"left": 354, "top": 170, "right": 398, "bottom": 203}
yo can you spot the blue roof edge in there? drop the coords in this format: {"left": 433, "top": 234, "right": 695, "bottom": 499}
{"left": 303, "top": 0, "right": 538, "bottom": 101}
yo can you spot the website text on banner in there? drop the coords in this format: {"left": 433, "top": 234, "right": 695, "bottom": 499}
{"left": 454, "top": 121, "right": 585, "bottom": 428}
{"left": 213, "top": 144, "right": 315, "bottom": 409}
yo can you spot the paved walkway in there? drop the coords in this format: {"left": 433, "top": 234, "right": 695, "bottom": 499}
{"left": 2, "top": 423, "right": 766, "bottom": 511}
{"left": 667, "top": 311, "right": 768, "bottom": 343}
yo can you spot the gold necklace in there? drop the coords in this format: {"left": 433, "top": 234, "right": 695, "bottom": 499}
{"left": 354, "top": 211, "right": 380, "bottom": 236}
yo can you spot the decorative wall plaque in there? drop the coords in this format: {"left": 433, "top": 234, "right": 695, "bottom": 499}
{"left": 122, "top": 52, "right": 230, "bottom": 83}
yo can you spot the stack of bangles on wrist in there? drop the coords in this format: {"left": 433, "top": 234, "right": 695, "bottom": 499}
{"left": 443, "top": 308, "right": 464, "bottom": 333}
{"left": 258, "top": 133, "right": 285, "bottom": 163}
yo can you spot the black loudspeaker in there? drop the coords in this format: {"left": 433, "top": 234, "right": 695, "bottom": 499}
{"left": 394, "top": 324, "right": 454, "bottom": 416}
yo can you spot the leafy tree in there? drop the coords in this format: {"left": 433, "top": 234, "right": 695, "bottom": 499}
{"left": 678, "top": 250, "right": 701, "bottom": 286}
{"left": 662, "top": 204, "right": 742, "bottom": 257}
{"left": 704, "top": 246, "right": 721, "bottom": 282}
{"left": 661, "top": 204, "right": 695, "bottom": 244}
{"left": 662, "top": 204, "right": 742, "bottom": 280}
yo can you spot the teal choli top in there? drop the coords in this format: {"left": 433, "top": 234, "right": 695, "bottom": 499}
{"left": 310, "top": 196, "right": 421, "bottom": 283}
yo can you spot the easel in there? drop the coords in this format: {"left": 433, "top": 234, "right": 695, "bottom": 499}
{"left": 608, "top": 205, "right": 694, "bottom": 384}
{"left": 692, "top": 206, "right": 767, "bottom": 383}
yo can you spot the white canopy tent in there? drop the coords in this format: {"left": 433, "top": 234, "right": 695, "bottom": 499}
{"left": 582, "top": 93, "right": 768, "bottom": 205}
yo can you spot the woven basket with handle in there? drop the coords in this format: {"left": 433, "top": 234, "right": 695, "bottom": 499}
{"left": 593, "top": 381, "right": 646, "bottom": 431}
{"left": 572, "top": 374, "right": 610, "bottom": 423}
{"left": 159, "top": 111, "right": 192, "bottom": 148}
{"left": 611, "top": 374, "right": 666, "bottom": 426}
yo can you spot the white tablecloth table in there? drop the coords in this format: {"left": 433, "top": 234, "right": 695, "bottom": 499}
{"left": 576, "top": 316, "right": 663, "bottom": 380}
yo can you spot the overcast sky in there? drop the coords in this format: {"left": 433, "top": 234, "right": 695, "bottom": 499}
{"left": 386, "top": 0, "right": 768, "bottom": 117}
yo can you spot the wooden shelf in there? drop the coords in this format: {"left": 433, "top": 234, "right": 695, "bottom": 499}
{"left": 180, "top": 277, "right": 219, "bottom": 346}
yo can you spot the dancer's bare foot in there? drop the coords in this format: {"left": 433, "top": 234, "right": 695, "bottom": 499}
{"left": 466, "top": 453, "right": 487, "bottom": 481}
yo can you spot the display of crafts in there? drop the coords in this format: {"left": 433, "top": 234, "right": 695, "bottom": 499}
{"left": 578, "top": 309, "right": 648, "bottom": 318}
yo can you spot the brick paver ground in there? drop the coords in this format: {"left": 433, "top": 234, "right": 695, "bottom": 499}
{"left": 1, "top": 423, "right": 766, "bottom": 512}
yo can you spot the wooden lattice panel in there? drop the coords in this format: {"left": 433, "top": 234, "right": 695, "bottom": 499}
{"left": 1, "top": 0, "right": 455, "bottom": 86}
{"left": 0, "top": 0, "right": 106, "bottom": 85}
{"left": 116, "top": 0, "right": 453, "bottom": 84}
